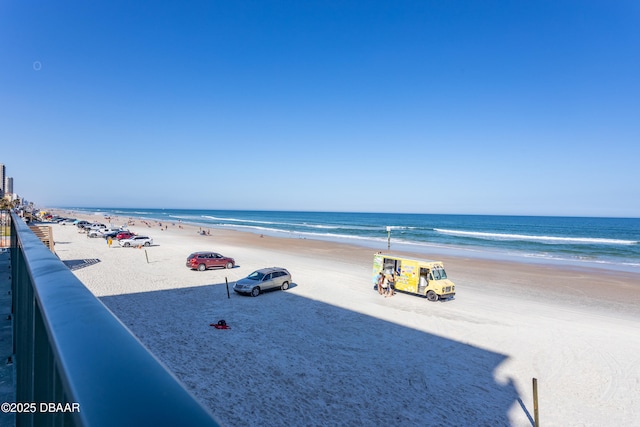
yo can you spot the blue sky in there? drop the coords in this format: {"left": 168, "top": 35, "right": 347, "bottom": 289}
{"left": 1, "top": 1, "right": 639, "bottom": 217}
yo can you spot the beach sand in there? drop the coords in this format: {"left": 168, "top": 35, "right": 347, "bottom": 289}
{"left": 48, "top": 211, "right": 640, "bottom": 426}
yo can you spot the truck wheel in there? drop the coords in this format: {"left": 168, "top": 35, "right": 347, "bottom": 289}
{"left": 427, "top": 291, "right": 439, "bottom": 302}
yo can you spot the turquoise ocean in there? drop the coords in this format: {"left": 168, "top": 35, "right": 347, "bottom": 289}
{"left": 68, "top": 208, "right": 640, "bottom": 273}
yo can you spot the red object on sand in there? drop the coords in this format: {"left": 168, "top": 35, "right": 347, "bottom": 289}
{"left": 210, "top": 323, "right": 230, "bottom": 329}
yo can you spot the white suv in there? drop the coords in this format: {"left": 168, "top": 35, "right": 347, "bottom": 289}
{"left": 119, "top": 236, "right": 153, "bottom": 247}
{"left": 88, "top": 228, "right": 121, "bottom": 238}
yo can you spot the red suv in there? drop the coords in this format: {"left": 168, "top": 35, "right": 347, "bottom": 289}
{"left": 186, "top": 252, "right": 235, "bottom": 271}
{"left": 116, "top": 231, "right": 136, "bottom": 240}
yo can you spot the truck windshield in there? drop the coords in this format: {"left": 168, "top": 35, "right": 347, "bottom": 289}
{"left": 432, "top": 268, "right": 447, "bottom": 280}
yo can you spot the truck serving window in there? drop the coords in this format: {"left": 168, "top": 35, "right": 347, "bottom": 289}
{"left": 383, "top": 258, "right": 401, "bottom": 274}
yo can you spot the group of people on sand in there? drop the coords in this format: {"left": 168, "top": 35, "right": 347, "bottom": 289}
{"left": 376, "top": 271, "right": 396, "bottom": 298}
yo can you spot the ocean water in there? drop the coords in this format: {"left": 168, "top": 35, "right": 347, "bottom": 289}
{"left": 69, "top": 208, "right": 640, "bottom": 272}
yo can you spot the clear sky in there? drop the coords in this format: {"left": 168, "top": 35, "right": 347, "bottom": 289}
{"left": 1, "top": 1, "right": 639, "bottom": 217}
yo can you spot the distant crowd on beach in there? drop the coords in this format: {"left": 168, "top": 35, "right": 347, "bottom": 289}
{"left": 131, "top": 219, "right": 189, "bottom": 231}
{"left": 132, "top": 218, "right": 211, "bottom": 235}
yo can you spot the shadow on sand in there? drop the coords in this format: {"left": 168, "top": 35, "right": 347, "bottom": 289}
{"left": 101, "top": 282, "right": 529, "bottom": 426}
{"left": 62, "top": 258, "right": 101, "bottom": 271}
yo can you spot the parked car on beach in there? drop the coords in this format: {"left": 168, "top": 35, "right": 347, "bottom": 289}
{"left": 77, "top": 222, "right": 104, "bottom": 230}
{"left": 87, "top": 223, "right": 107, "bottom": 230}
{"left": 116, "top": 231, "right": 136, "bottom": 240}
{"left": 88, "top": 228, "right": 122, "bottom": 238}
{"left": 60, "top": 218, "right": 77, "bottom": 225}
{"left": 233, "top": 267, "right": 291, "bottom": 297}
{"left": 103, "top": 230, "right": 127, "bottom": 240}
{"left": 186, "top": 252, "right": 235, "bottom": 271}
{"left": 87, "top": 229, "right": 104, "bottom": 238}
{"left": 118, "top": 236, "right": 153, "bottom": 247}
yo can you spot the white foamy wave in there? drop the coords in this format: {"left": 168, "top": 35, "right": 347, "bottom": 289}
{"left": 218, "top": 224, "right": 293, "bottom": 233}
{"left": 201, "top": 216, "right": 382, "bottom": 232}
{"left": 116, "top": 210, "right": 153, "bottom": 215}
{"left": 219, "top": 224, "right": 389, "bottom": 243}
{"left": 201, "top": 215, "right": 282, "bottom": 225}
{"left": 169, "top": 215, "right": 206, "bottom": 221}
{"left": 301, "top": 223, "right": 381, "bottom": 231}
{"left": 434, "top": 228, "right": 636, "bottom": 245}
{"left": 301, "top": 224, "right": 339, "bottom": 229}
{"left": 201, "top": 215, "right": 318, "bottom": 229}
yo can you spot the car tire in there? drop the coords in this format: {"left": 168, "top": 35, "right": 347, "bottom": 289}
{"left": 281, "top": 281, "right": 289, "bottom": 291}
{"left": 226, "top": 262, "right": 234, "bottom": 269}
{"left": 144, "top": 242, "right": 150, "bottom": 247}
{"left": 124, "top": 242, "right": 130, "bottom": 247}
{"left": 250, "top": 287, "right": 260, "bottom": 297}
{"left": 197, "top": 264, "right": 206, "bottom": 272}
{"left": 426, "top": 290, "right": 439, "bottom": 302}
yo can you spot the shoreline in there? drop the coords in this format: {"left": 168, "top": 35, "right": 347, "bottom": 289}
{"left": 44, "top": 208, "right": 640, "bottom": 426}
{"left": 54, "top": 207, "right": 640, "bottom": 274}
{"left": 50, "top": 208, "right": 640, "bottom": 315}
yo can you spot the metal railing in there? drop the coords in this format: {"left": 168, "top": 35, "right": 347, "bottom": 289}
{"left": 8, "top": 211, "right": 221, "bottom": 426}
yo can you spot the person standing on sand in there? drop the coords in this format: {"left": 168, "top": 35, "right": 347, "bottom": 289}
{"left": 385, "top": 272, "right": 395, "bottom": 297}
{"left": 380, "top": 273, "right": 389, "bottom": 295}
{"left": 107, "top": 237, "right": 113, "bottom": 248}
{"left": 376, "top": 272, "right": 385, "bottom": 295}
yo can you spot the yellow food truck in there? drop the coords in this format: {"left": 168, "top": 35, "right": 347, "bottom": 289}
{"left": 373, "top": 253, "right": 456, "bottom": 301}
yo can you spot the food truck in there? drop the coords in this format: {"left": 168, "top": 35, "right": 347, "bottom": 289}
{"left": 373, "top": 253, "right": 456, "bottom": 301}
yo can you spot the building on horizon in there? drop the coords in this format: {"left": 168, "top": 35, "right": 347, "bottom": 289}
{"left": 0, "top": 163, "right": 5, "bottom": 198}
{"left": 4, "top": 176, "right": 13, "bottom": 196}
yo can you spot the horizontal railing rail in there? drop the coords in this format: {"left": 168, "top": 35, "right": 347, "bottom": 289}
{"left": 10, "top": 212, "right": 221, "bottom": 427}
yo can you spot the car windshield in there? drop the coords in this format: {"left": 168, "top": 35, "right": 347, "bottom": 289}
{"left": 247, "top": 271, "right": 265, "bottom": 281}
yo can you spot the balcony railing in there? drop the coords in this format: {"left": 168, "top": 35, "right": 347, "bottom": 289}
{"left": 8, "top": 211, "right": 221, "bottom": 426}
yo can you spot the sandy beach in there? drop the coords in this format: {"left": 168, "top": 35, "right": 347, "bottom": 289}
{"left": 47, "top": 211, "right": 640, "bottom": 426}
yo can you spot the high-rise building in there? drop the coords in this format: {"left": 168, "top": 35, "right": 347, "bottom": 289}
{"left": 4, "top": 177, "right": 13, "bottom": 195}
{"left": 0, "top": 163, "right": 5, "bottom": 197}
